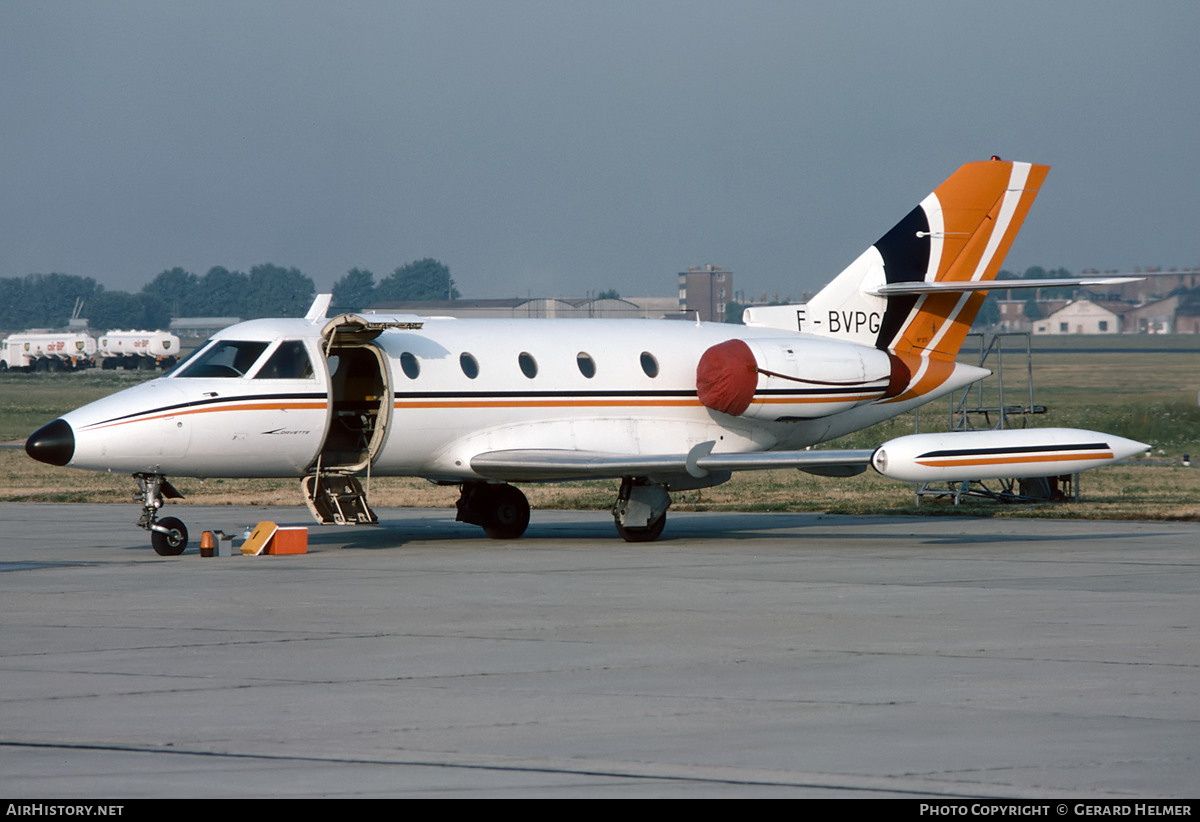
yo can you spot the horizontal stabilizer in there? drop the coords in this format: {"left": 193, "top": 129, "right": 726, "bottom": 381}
{"left": 868, "top": 276, "right": 1141, "bottom": 297}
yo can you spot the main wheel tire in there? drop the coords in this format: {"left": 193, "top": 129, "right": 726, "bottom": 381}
{"left": 151, "top": 516, "right": 188, "bottom": 556}
{"left": 615, "top": 510, "right": 667, "bottom": 543}
{"left": 482, "top": 484, "right": 530, "bottom": 540}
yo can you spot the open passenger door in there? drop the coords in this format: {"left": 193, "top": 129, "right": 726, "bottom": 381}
{"left": 302, "top": 314, "right": 416, "bottom": 525}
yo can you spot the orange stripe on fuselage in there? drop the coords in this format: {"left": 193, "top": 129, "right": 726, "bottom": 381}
{"left": 85, "top": 388, "right": 894, "bottom": 430}
{"left": 393, "top": 398, "right": 703, "bottom": 410}
{"left": 85, "top": 392, "right": 889, "bottom": 428}
{"left": 392, "top": 391, "right": 885, "bottom": 412}
{"left": 82, "top": 401, "right": 328, "bottom": 431}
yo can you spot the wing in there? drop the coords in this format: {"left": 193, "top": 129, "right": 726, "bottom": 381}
{"left": 470, "top": 428, "right": 1149, "bottom": 486}
{"left": 470, "top": 442, "right": 876, "bottom": 483}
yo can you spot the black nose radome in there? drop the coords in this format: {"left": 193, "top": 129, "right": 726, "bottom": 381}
{"left": 25, "top": 419, "right": 75, "bottom": 466}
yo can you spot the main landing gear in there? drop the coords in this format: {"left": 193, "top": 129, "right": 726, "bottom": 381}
{"left": 456, "top": 481, "right": 531, "bottom": 539}
{"left": 134, "top": 473, "right": 188, "bottom": 556}
{"left": 612, "top": 477, "right": 669, "bottom": 542}
{"left": 456, "top": 477, "right": 672, "bottom": 542}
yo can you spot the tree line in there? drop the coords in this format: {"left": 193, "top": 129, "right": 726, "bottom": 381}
{"left": 11, "top": 258, "right": 1159, "bottom": 332}
{"left": 0, "top": 259, "right": 456, "bottom": 331}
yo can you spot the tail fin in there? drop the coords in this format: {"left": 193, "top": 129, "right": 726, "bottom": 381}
{"left": 746, "top": 159, "right": 1049, "bottom": 360}
{"left": 879, "top": 159, "right": 1049, "bottom": 359}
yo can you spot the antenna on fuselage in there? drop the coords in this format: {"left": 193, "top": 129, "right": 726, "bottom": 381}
{"left": 305, "top": 294, "right": 333, "bottom": 322}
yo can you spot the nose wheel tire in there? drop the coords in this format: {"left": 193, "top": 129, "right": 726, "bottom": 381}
{"left": 151, "top": 517, "right": 189, "bottom": 556}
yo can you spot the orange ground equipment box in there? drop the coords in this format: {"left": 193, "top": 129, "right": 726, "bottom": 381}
{"left": 268, "top": 526, "right": 309, "bottom": 555}
{"left": 240, "top": 522, "right": 309, "bottom": 556}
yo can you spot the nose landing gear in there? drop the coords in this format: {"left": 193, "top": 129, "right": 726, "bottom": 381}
{"left": 134, "top": 473, "right": 189, "bottom": 556}
{"left": 150, "top": 516, "right": 189, "bottom": 556}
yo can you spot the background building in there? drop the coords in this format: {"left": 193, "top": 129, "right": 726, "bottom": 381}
{"left": 678, "top": 265, "right": 733, "bottom": 322}
{"left": 991, "top": 268, "right": 1200, "bottom": 334}
{"left": 1032, "top": 299, "right": 1126, "bottom": 334}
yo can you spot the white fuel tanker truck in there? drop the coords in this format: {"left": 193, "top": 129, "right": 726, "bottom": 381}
{"left": 0, "top": 332, "right": 96, "bottom": 372}
{"left": 96, "top": 330, "right": 181, "bottom": 370}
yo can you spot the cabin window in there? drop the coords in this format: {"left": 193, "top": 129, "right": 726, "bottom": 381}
{"left": 400, "top": 351, "right": 420, "bottom": 379}
{"left": 640, "top": 351, "right": 659, "bottom": 378}
{"left": 576, "top": 352, "right": 596, "bottom": 379}
{"left": 175, "top": 340, "right": 268, "bottom": 378}
{"left": 518, "top": 351, "right": 538, "bottom": 379}
{"left": 254, "top": 341, "right": 314, "bottom": 379}
{"left": 459, "top": 352, "right": 479, "bottom": 379}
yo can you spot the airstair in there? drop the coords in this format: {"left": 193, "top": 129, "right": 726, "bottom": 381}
{"left": 302, "top": 470, "right": 378, "bottom": 525}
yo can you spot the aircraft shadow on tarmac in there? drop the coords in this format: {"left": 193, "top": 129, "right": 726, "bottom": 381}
{"left": 137, "top": 508, "right": 1167, "bottom": 553}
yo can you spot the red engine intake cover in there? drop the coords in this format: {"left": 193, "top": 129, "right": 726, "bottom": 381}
{"left": 696, "top": 339, "right": 758, "bottom": 416}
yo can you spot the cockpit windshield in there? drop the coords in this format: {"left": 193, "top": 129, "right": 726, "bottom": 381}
{"left": 173, "top": 340, "right": 269, "bottom": 378}
{"left": 254, "top": 341, "right": 315, "bottom": 380}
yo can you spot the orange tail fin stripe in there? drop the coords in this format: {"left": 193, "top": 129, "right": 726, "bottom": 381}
{"left": 891, "top": 161, "right": 1049, "bottom": 361}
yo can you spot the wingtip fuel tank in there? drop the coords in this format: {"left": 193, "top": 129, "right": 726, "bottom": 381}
{"left": 871, "top": 428, "right": 1149, "bottom": 483}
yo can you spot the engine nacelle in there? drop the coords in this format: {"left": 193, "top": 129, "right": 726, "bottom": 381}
{"left": 871, "top": 428, "right": 1149, "bottom": 482}
{"left": 696, "top": 337, "right": 908, "bottom": 422}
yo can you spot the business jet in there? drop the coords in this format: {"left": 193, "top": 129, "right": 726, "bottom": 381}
{"left": 25, "top": 158, "right": 1147, "bottom": 554}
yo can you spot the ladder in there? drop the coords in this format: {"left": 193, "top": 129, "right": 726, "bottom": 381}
{"left": 915, "top": 332, "right": 1077, "bottom": 504}
{"left": 301, "top": 471, "right": 378, "bottom": 525}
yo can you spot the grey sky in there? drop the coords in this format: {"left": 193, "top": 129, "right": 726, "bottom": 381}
{"left": 2, "top": 1, "right": 1197, "bottom": 303}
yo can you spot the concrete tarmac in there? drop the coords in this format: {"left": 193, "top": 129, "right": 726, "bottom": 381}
{"left": 1, "top": 502, "right": 1197, "bottom": 798}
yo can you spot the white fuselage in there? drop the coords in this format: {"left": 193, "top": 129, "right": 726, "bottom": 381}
{"left": 54, "top": 315, "right": 980, "bottom": 480}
